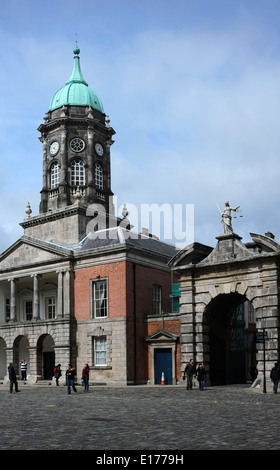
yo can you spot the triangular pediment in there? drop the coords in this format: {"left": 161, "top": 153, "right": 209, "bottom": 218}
{"left": 146, "top": 329, "right": 179, "bottom": 342}
{"left": 0, "top": 235, "right": 72, "bottom": 271}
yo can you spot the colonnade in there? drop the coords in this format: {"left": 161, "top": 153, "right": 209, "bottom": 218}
{"left": 6, "top": 268, "right": 72, "bottom": 322}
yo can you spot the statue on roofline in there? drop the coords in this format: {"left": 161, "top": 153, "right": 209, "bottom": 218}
{"left": 217, "top": 201, "right": 240, "bottom": 234}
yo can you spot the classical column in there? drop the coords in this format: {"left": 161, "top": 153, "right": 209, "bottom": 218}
{"left": 27, "top": 346, "right": 40, "bottom": 384}
{"left": 87, "top": 129, "right": 95, "bottom": 184}
{"left": 42, "top": 137, "right": 48, "bottom": 188}
{"left": 32, "top": 274, "right": 40, "bottom": 319}
{"left": 60, "top": 127, "right": 67, "bottom": 185}
{"left": 57, "top": 270, "right": 63, "bottom": 317}
{"left": 63, "top": 269, "right": 71, "bottom": 317}
{"left": 9, "top": 278, "right": 16, "bottom": 321}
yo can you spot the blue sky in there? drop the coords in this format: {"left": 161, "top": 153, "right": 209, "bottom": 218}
{"left": 1, "top": 0, "right": 280, "bottom": 251}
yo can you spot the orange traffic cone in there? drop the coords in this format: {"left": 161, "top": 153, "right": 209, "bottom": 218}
{"left": 161, "top": 372, "right": 165, "bottom": 385}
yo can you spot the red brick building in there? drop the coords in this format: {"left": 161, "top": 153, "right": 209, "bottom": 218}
{"left": 73, "top": 227, "right": 180, "bottom": 385}
{"left": 0, "top": 44, "right": 182, "bottom": 386}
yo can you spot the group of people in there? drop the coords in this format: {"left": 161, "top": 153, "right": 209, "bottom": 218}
{"left": 183, "top": 359, "right": 280, "bottom": 394}
{"left": 8, "top": 361, "right": 90, "bottom": 394}
{"left": 10, "top": 358, "right": 280, "bottom": 394}
{"left": 183, "top": 359, "right": 206, "bottom": 391}
{"left": 55, "top": 363, "right": 90, "bottom": 394}
{"left": 7, "top": 358, "right": 280, "bottom": 395}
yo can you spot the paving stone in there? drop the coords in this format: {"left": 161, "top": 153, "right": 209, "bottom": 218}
{"left": 0, "top": 383, "right": 278, "bottom": 451}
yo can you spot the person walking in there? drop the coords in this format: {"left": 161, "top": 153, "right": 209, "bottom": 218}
{"left": 8, "top": 363, "right": 20, "bottom": 394}
{"left": 20, "top": 359, "right": 27, "bottom": 381}
{"left": 184, "top": 359, "right": 196, "bottom": 390}
{"left": 270, "top": 362, "right": 280, "bottom": 393}
{"left": 54, "top": 364, "right": 62, "bottom": 386}
{"left": 249, "top": 362, "right": 258, "bottom": 383}
{"left": 82, "top": 363, "right": 90, "bottom": 392}
{"left": 66, "top": 364, "right": 77, "bottom": 394}
{"left": 196, "top": 363, "right": 207, "bottom": 391}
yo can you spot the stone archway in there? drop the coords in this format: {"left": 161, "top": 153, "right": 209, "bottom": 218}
{"left": 37, "top": 334, "right": 55, "bottom": 380}
{"left": 204, "top": 293, "right": 256, "bottom": 385}
{"left": 13, "top": 335, "right": 30, "bottom": 378}
{"left": 0, "top": 337, "right": 7, "bottom": 379}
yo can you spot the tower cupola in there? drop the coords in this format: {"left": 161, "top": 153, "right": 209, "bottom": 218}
{"left": 22, "top": 44, "right": 116, "bottom": 245}
{"left": 49, "top": 44, "right": 104, "bottom": 113}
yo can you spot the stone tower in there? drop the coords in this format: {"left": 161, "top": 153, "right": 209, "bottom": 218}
{"left": 21, "top": 44, "right": 116, "bottom": 245}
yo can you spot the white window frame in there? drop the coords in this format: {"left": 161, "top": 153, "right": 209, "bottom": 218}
{"left": 5, "top": 298, "right": 10, "bottom": 322}
{"left": 152, "top": 284, "right": 162, "bottom": 315}
{"left": 46, "top": 296, "right": 56, "bottom": 319}
{"left": 95, "top": 163, "right": 103, "bottom": 189}
{"left": 25, "top": 300, "right": 33, "bottom": 321}
{"left": 51, "top": 162, "right": 60, "bottom": 188}
{"left": 92, "top": 279, "right": 108, "bottom": 318}
{"left": 94, "top": 337, "right": 107, "bottom": 366}
{"left": 70, "top": 159, "right": 85, "bottom": 186}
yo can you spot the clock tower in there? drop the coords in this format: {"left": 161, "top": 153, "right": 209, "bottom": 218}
{"left": 21, "top": 44, "right": 117, "bottom": 245}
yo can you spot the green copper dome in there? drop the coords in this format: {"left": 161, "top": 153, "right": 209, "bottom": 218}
{"left": 49, "top": 45, "right": 104, "bottom": 113}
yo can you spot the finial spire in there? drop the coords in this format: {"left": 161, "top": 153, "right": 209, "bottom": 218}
{"left": 73, "top": 34, "right": 80, "bottom": 56}
{"left": 24, "top": 202, "right": 32, "bottom": 219}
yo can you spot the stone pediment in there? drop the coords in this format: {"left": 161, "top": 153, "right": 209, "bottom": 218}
{"left": 169, "top": 242, "right": 213, "bottom": 268}
{"left": 0, "top": 235, "right": 72, "bottom": 271}
{"left": 249, "top": 232, "right": 280, "bottom": 253}
{"left": 146, "top": 329, "right": 179, "bottom": 342}
{"left": 198, "top": 233, "right": 257, "bottom": 266}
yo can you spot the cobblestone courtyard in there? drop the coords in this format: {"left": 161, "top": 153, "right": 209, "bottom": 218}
{"left": 0, "top": 383, "right": 277, "bottom": 451}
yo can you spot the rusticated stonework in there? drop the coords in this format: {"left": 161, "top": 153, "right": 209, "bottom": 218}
{"left": 170, "top": 231, "right": 280, "bottom": 386}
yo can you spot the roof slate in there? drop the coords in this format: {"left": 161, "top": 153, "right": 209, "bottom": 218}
{"left": 76, "top": 227, "right": 177, "bottom": 259}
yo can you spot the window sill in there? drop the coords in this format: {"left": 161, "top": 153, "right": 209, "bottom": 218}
{"left": 92, "top": 366, "right": 112, "bottom": 370}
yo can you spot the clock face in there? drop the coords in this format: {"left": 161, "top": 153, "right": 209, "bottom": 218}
{"left": 70, "top": 137, "right": 85, "bottom": 152}
{"left": 95, "top": 142, "right": 104, "bottom": 156}
{"left": 49, "top": 140, "right": 60, "bottom": 157}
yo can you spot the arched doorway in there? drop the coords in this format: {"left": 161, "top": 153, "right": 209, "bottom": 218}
{"left": 204, "top": 293, "right": 256, "bottom": 385}
{"left": 37, "top": 334, "right": 55, "bottom": 380}
{"left": 0, "top": 337, "right": 7, "bottom": 379}
{"left": 14, "top": 336, "right": 30, "bottom": 378}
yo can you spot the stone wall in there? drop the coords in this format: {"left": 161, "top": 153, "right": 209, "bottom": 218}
{"left": 172, "top": 233, "right": 280, "bottom": 382}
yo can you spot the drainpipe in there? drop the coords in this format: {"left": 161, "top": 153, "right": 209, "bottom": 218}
{"left": 133, "top": 263, "right": 137, "bottom": 384}
{"left": 191, "top": 267, "right": 197, "bottom": 364}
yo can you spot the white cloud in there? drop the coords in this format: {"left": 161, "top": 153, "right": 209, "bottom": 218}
{"left": 1, "top": 0, "right": 280, "bottom": 252}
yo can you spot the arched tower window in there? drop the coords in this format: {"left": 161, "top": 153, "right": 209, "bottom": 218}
{"left": 71, "top": 159, "right": 85, "bottom": 186}
{"left": 95, "top": 163, "right": 103, "bottom": 189}
{"left": 51, "top": 162, "right": 60, "bottom": 188}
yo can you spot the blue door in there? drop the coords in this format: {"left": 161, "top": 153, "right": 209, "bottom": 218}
{"left": 155, "top": 348, "right": 172, "bottom": 385}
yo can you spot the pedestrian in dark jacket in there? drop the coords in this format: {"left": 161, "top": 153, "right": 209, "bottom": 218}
{"left": 196, "top": 363, "right": 207, "bottom": 391}
{"left": 249, "top": 363, "right": 258, "bottom": 383}
{"left": 66, "top": 364, "right": 77, "bottom": 394}
{"left": 270, "top": 363, "right": 280, "bottom": 393}
{"left": 184, "top": 359, "right": 196, "bottom": 390}
{"left": 54, "top": 364, "right": 62, "bottom": 386}
{"left": 82, "top": 363, "right": 90, "bottom": 392}
{"left": 8, "top": 363, "right": 20, "bottom": 394}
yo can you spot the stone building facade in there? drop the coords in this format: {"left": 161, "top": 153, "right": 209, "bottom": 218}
{"left": 0, "top": 45, "right": 181, "bottom": 386}
{"left": 2, "top": 43, "right": 275, "bottom": 388}
{"left": 170, "top": 230, "right": 280, "bottom": 386}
